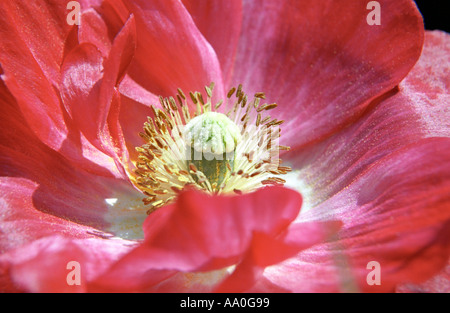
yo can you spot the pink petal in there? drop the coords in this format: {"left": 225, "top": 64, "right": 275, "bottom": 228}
{"left": 0, "top": 77, "right": 114, "bottom": 182}
{"left": 0, "top": 1, "right": 71, "bottom": 85}
{"left": 0, "top": 178, "right": 93, "bottom": 254}
{"left": 0, "top": 0, "right": 71, "bottom": 151}
{"left": 142, "top": 187, "right": 302, "bottom": 271}
{"left": 60, "top": 15, "right": 136, "bottom": 167}
{"left": 285, "top": 30, "right": 450, "bottom": 209}
{"left": 216, "top": 220, "right": 342, "bottom": 292}
{"left": 396, "top": 261, "right": 450, "bottom": 293}
{"left": 60, "top": 43, "right": 104, "bottom": 144}
{"left": 0, "top": 81, "right": 144, "bottom": 246}
{"left": 115, "top": 0, "right": 225, "bottom": 101}
{"left": 230, "top": 0, "right": 424, "bottom": 149}
{"left": 182, "top": 0, "right": 242, "bottom": 87}
{"left": 264, "top": 30, "right": 450, "bottom": 292}
{"left": 91, "top": 187, "right": 307, "bottom": 291}
{"left": 117, "top": 92, "right": 156, "bottom": 160}
{"left": 400, "top": 30, "right": 450, "bottom": 137}
{"left": 79, "top": 9, "right": 113, "bottom": 57}
{"left": 0, "top": 150, "right": 142, "bottom": 245}
{"left": 95, "top": 16, "right": 136, "bottom": 168}
{"left": 267, "top": 138, "right": 450, "bottom": 292}
{"left": 0, "top": 235, "right": 133, "bottom": 292}
{"left": 0, "top": 76, "right": 119, "bottom": 181}
{"left": 0, "top": 1, "right": 123, "bottom": 176}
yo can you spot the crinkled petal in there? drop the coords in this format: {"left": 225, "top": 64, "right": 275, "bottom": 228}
{"left": 112, "top": 0, "right": 225, "bottom": 101}
{"left": 264, "top": 30, "right": 450, "bottom": 292}
{"left": 117, "top": 92, "right": 157, "bottom": 161}
{"left": 79, "top": 9, "right": 113, "bottom": 57}
{"left": 91, "top": 187, "right": 332, "bottom": 291}
{"left": 0, "top": 1, "right": 129, "bottom": 177}
{"left": 396, "top": 261, "right": 450, "bottom": 293}
{"left": 61, "top": 15, "right": 136, "bottom": 168}
{"left": 0, "top": 0, "right": 73, "bottom": 85}
{"left": 0, "top": 235, "right": 134, "bottom": 292}
{"left": 285, "top": 30, "right": 450, "bottom": 211}
{"left": 182, "top": 0, "right": 242, "bottom": 86}
{"left": 216, "top": 220, "right": 342, "bottom": 292}
{"left": 400, "top": 30, "right": 450, "bottom": 137}
{"left": 0, "top": 178, "right": 94, "bottom": 254}
{"left": 0, "top": 149, "right": 145, "bottom": 244}
{"left": 0, "top": 0, "right": 71, "bottom": 151}
{"left": 267, "top": 138, "right": 450, "bottom": 292}
{"left": 90, "top": 187, "right": 341, "bottom": 292}
{"left": 230, "top": 0, "right": 424, "bottom": 149}
{"left": 0, "top": 81, "right": 146, "bottom": 245}
{"left": 141, "top": 186, "right": 302, "bottom": 272}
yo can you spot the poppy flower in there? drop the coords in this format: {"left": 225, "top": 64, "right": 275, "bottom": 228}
{"left": 0, "top": 0, "right": 449, "bottom": 293}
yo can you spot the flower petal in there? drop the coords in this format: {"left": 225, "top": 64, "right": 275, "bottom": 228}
{"left": 79, "top": 9, "right": 113, "bottom": 57}
{"left": 0, "top": 0, "right": 71, "bottom": 151}
{"left": 60, "top": 43, "right": 104, "bottom": 143}
{"left": 396, "top": 261, "right": 450, "bottom": 293}
{"left": 60, "top": 15, "right": 136, "bottom": 168}
{"left": 142, "top": 186, "right": 302, "bottom": 271}
{"left": 181, "top": 0, "right": 242, "bottom": 86}
{"left": 264, "top": 31, "right": 450, "bottom": 292}
{"left": 216, "top": 220, "right": 342, "bottom": 292}
{"left": 0, "top": 178, "right": 90, "bottom": 254}
{"left": 400, "top": 30, "right": 450, "bottom": 137}
{"left": 0, "top": 147, "right": 144, "bottom": 244}
{"left": 91, "top": 187, "right": 306, "bottom": 291}
{"left": 0, "top": 174, "right": 143, "bottom": 292}
{"left": 267, "top": 138, "right": 450, "bottom": 292}
{"left": 285, "top": 30, "right": 450, "bottom": 210}
{"left": 0, "top": 81, "right": 146, "bottom": 244}
{"left": 117, "top": 92, "right": 156, "bottom": 160}
{"left": 115, "top": 0, "right": 225, "bottom": 101}
{"left": 0, "top": 0, "right": 72, "bottom": 85}
{"left": 0, "top": 235, "right": 134, "bottom": 292}
{"left": 0, "top": 1, "right": 125, "bottom": 176}
{"left": 230, "top": 0, "right": 424, "bottom": 149}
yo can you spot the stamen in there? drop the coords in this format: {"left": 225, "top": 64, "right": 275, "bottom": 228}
{"left": 131, "top": 83, "right": 290, "bottom": 214}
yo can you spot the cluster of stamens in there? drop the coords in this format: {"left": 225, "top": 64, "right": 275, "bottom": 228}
{"left": 131, "top": 83, "right": 291, "bottom": 214}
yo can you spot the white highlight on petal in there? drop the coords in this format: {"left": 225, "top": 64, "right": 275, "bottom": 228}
{"left": 105, "top": 198, "right": 118, "bottom": 206}
{"left": 103, "top": 189, "right": 148, "bottom": 240}
{"left": 282, "top": 169, "right": 314, "bottom": 216}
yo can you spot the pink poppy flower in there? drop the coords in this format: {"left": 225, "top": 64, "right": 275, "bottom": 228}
{"left": 0, "top": 0, "right": 449, "bottom": 293}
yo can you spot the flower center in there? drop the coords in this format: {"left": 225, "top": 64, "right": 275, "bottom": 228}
{"left": 131, "top": 83, "right": 291, "bottom": 214}
{"left": 185, "top": 111, "right": 241, "bottom": 189}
